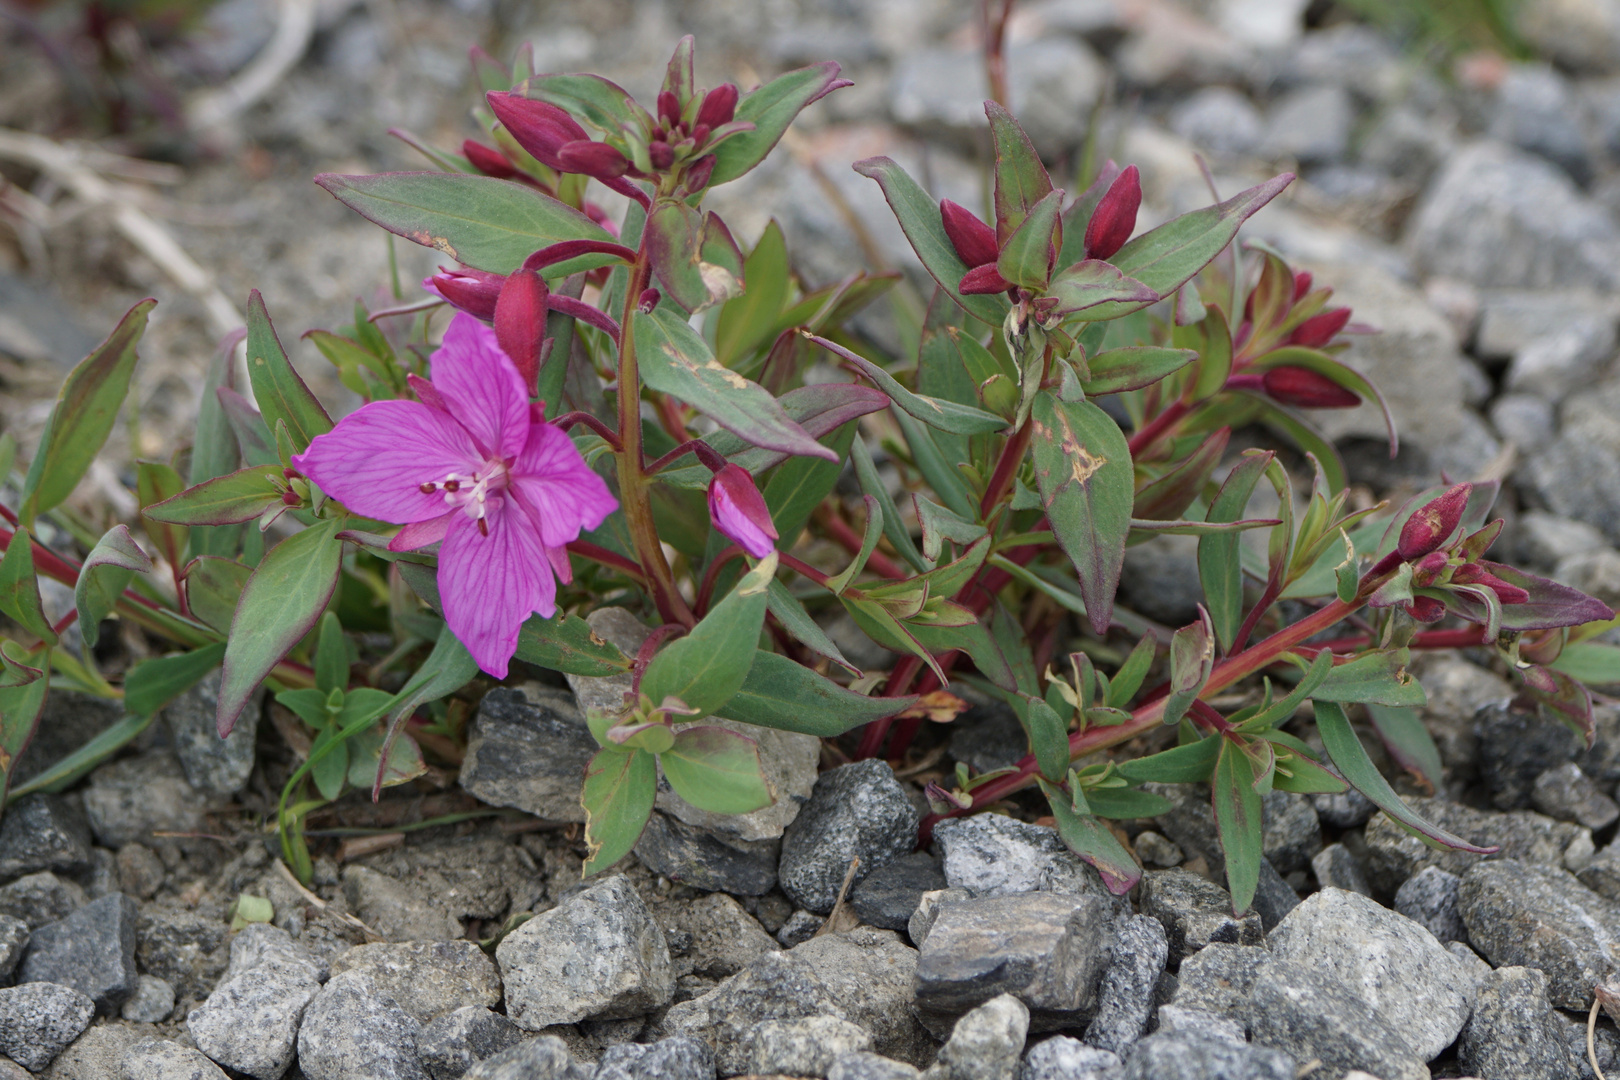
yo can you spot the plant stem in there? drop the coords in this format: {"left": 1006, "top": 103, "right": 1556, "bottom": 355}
{"left": 1126, "top": 398, "right": 1190, "bottom": 458}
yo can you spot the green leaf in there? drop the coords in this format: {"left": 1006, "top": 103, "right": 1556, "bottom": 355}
{"left": 518, "top": 72, "right": 651, "bottom": 136}
{"left": 762, "top": 421, "right": 856, "bottom": 547}
{"left": 642, "top": 553, "right": 776, "bottom": 717}
{"left": 996, "top": 189, "right": 1064, "bottom": 290}
{"left": 183, "top": 556, "right": 254, "bottom": 635}
{"left": 1117, "top": 733, "right": 1222, "bottom": 784}
{"left": 218, "top": 388, "right": 279, "bottom": 469}
{"left": 513, "top": 613, "right": 631, "bottom": 677}
{"left": 634, "top": 308, "right": 834, "bottom": 461}
{"left": 1083, "top": 784, "right": 1174, "bottom": 819}
{"left": 1267, "top": 743, "right": 1346, "bottom": 795}
{"left": 189, "top": 337, "right": 246, "bottom": 560}
{"left": 1237, "top": 650, "right": 1334, "bottom": 732}
{"left": 723, "top": 649, "right": 912, "bottom": 735}
{"left": 1133, "top": 427, "right": 1229, "bottom": 522}
{"left": 75, "top": 525, "right": 151, "bottom": 649}
{"left": 659, "top": 725, "right": 773, "bottom": 814}
{"left": 1248, "top": 346, "right": 1399, "bottom": 457}
{"left": 245, "top": 293, "right": 333, "bottom": 456}
{"left": 0, "top": 643, "right": 50, "bottom": 804}
{"left": 309, "top": 727, "right": 349, "bottom": 800}
{"left": 6, "top": 710, "right": 156, "bottom": 802}
{"left": 1312, "top": 649, "right": 1427, "bottom": 707}
{"left": 135, "top": 461, "right": 188, "bottom": 577}
{"left": 766, "top": 581, "right": 857, "bottom": 674}
{"left": 582, "top": 746, "right": 657, "bottom": 874}
{"left": 850, "top": 437, "right": 928, "bottom": 574}
{"left": 146, "top": 465, "right": 283, "bottom": 527}
{"left": 1080, "top": 346, "right": 1197, "bottom": 396}
{"left": 347, "top": 721, "right": 425, "bottom": 790}
{"left": 854, "top": 156, "right": 1009, "bottom": 327}
{"left": 314, "top": 611, "right": 348, "bottom": 695}
{"left": 1551, "top": 641, "right": 1620, "bottom": 686}
{"left": 124, "top": 641, "right": 228, "bottom": 716}
{"left": 915, "top": 495, "right": 988, "bottom": 566}
{"left": 710, "top": 62, "right": 847, "bottom": 186}
{"left": 1314, "top": 701, "right": 1496, "bottom": 853}
{"left": 1199, "top": 450, "right": 1274, "bottom": 652}
{"left": 1044, "top": 260, "right": 1158, "bottom": 317}
{"left": 1106, "top": 634, "right": 1157, "bottom": 710}
{"left": 0, "top": 529, "right": 56, "bottom": 645}
{"left": 20, "top": 300, "right": 153, "bottom": 527}
{"left": 893, "top": 410, "right": 977, "bottom": 522}
{"left": 1038, "top": 777, "right": 1141, "bottom": 895}
{"left": 716, "top": 221, "right": 791, "bottom": 365}
{"left": 370, "top": 628, "right": 479, "bottom": 798}
{"left": 827, "top": 496, "right": 883, "bottom": 594}
{"left": 1162, "top": 607, "right": 1215, "bottom": 726}
{"left": 315, "top": 173, "right": 617, "bottom": 276}
{"left": 987, "top": 101, "right": 1054, "bottom": 242}
{"left": 1365, "top": 704, "right": 1444, "bottom": 789}
{"left": 1214, "top": 736, "right": 1264, "bottom": 913}
{"left": 802, "top": 333, "right": 1007, "bottom": 437}
{"left": 1023, "top": 695, "right": 1072, "bottom": 783}
{"left": 646, "top": 202, "right": 745, "bottom": 313}
{"left": 218, "top": 519, "right": 344, "bottom": 736}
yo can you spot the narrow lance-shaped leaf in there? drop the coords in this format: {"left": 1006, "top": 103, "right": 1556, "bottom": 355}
{"left": 147, "top": 466, "right": 284, "bottom": 527}
{"left": 710, "top": 61, "right": 849, "bottom": 186}
{"left": 1214, "top": 735, "right": 1264, "bottom": 914}
{"left": 1199, "top": 450, "right": 1274, "bottom": 653}
{"left": 1043, "top": 260, "right": 1158, "bottom": 318}
{"left": 137, "top": 461, "right": 188, "bottom": 578}
{"left": 190, "top": 330, "right": 247, "bottom": 560}
{"left": 581, "top": 746, "right": 657, "bottom": 874}
{"left": 1038, "top": 777, "right": 1141, "bottom": 895}
{"left": 125, "top": 642, "right": 227, "bottom": 717}
{"left": 1162, "top": 607, "right": 1215, "bottom": 726}
{"left": 723, "top": 649, "right": 915, "bottom": 736}
{"left": 802, "top": 333, "right": 1007, "bottom": 437}
{"left": 1023, "top": 695, "right": 1072, "bottom": 783}
{"left": 184, "top": 556, "right": 253, "bottom": 636}
{"left": 1080, "top": 346, "right": 1197, "bottom": 396}
{"left": 766, "top": 580, "right": 858, "bottom": 675}
{"left": 0, "top": 642, "right": 50, "bottom": 805}
{"left": 987, "top": 101, "right": 1054, "bottom": 243}
{"left": 1312, "top": 648, "right": 1427, "bottom": 707}
{"left": 372, "top": 627, "right": 480, "bottom": 799}
{"left": 659, "top": 726, "right": 773, "bottom": 814}
{"left": 641, "top": 553, "right": 778, "bottom": 718}
{"left": 75, "top": 525, "right": 151, "bottom": 649}
{"left": 0, "top": 529, "right": 57, "bottom": 645}
{"left": 996, "top": 188, "right": 1064, "bottom": 290}
{"left": 1364, "top": 704, "right": 1444, "bottom": 791}
{"left": 245, "top": 292, "right": 332, "bottom": 455}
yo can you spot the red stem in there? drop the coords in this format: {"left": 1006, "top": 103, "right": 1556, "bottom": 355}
{"left": 817, "top": 507, "right": 906, "bottom": 581}
{"left": 696, "top": 545, "right": 745, "bottom": 614}
{"left": 1310, "top": 626, "right": 1489, "bottom": 654}
{"left": 553, "top": 411, "right": 623, "bottom": 451}
{"left": 1127, "top": 399, "right": 1191, "bottom": 458}
{"left": 779, "top": 552, "right": 835, "bottom": 589}
{"left": 565, "top": 540, "right": 646, "bottom": 583}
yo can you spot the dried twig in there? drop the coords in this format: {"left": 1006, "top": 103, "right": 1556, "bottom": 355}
{"left": 185, "top": 0, "right": 318, "bottom": 135}
{"left": 813, "top": 856, "right": 861, "bottom": 938}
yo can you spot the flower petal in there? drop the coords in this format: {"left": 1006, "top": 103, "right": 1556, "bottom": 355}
{"left": 389, "top": 514, "right": 451, "bottom": 552}
{"left": 292, "top": 400, "right": 479, "bottom": 524}
{"left": 509, "top": 422, "right": 618, "bottom": 548}
{"left": 438, "top": 498, "right": 556, "bottom": 679}
{"left": 430, "top": 314, "right": 532, "bottom": 460}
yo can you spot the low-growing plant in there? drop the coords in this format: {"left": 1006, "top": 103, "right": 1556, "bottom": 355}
{"left": 2, "top": 34, "right": 1615, "bottom": 912}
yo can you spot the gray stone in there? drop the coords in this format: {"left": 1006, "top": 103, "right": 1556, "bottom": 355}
{"left": 1491, "top": 392, "right": 1559, "bottom": 451}
{"left": 0, "top": 916, "right": 25, "bottom": 982}
{"left": 852, "top": 852, "right": 945, "bottom": 932}
{"left": 115, "top": 845, "right": 166, "bottom": 901}
{"left": 1267, "top": 888, "right": 1471, "bottom": 1059}
{"left": 633, "top": 812, "right": 779, "bottom": 896}
{"left": 1311, "top": 788, "right": 1376, "bottom": 829}
{"left": 1580, "top": 841, "right": 1620, "bottom": 900}
{"left": 417, "top": 1007, "right": 525, "bottom": 1080}
{"left": 0, "top": 872, "right": 84, "bottom": 929}
{"left": 164, "top": 680, "right": 256, "bottom": 797}
{"left": 10, "top": 693, "right": 123, "bottom": 790}
{"left": 1262, "top": 83, "right": 1354, "bottom": 164}
{"left": 1144, "top": 786, "right": 1224, "bottom": 875}
{"left": 1259, "top": 793, "right": 1320, "bottom": 875}
{"left": 1019, "top": 1037, "right": 1121, "bottom": 1080}
{"left": 459, "top": 687, "right": 596, "bottom": 822}
{"left": 1517, "top": 0, "right": 1620, "bottom": 73}
{"left": 296, "top": 969, "right": 425, "bottom": 1080}
{"left": 776, "top": 909, "right": 821, "bottom": 947}
{"left": 948, "top": 704, "right": 1026, "bottom": 775}
{"left": 186, "top": 924, "right": 320, "bottom": 1080}
{"left": 18, "top": 893, "right": 138, "bottom": 1015}
{"left": 1363, "top": 797, "right": 1585, "bottom": 893}
{"left": 1118, "top": 1033, "right": 1292, "bottom": 1080}
{"left": 0, "top": 981, "right": 94, "bottom": 1071}
{"left": 594, "top": 1036, "right": 714, "bottom": 1080}
{"left": 1407, "top": 141, "right": 1620, "bottom": 289}
{"left": 654, "top": 893, "right": 778, "bottom": 981}
{"left": 1137, "top": 870, "right": 1263, "bottom": 969}
{"left": 914, "top": 892, "right": 1115, "bottom": 1033}
{"left": 1082, "top": 915, "right": 1167, "bottom": 1056}
{"left": 342, "top": 865, "right": 462, "bottom": 942}
{"left": 1132, "top": 832, "right": 1182, "bottom": 869}
{"left": 934, "top": 815, "right": 1121, "bottom": 904}
{"left": 1459, "top": 966, "right": 1581, "bottom": 1078}
{"left": 1459, "top": 858, "right": 1620, "bottom": 1009}
{"left": 1117, "top": 536, "right": 1203, "bottom": 629}
{"left": 1477, "top": 291, "right": 1619, "bottom": 363}
{"left": 1490, "top": 62, "right": 1594, "bottom": 182}
{"left": 497, "top": 875, "right": 673, "bottom": 1030}
{"left": 909, "top": 889, "right": 972, "bottom": 949}
{"left": 1169, "top": 944, "right": 1272, "bottom": 1020}
{"left": 1250, "top": 859, "right": 1299, "bottom": 934}
{"left": 1556, "top": 549, "right": 1620, "bottom": 612}
{"left": 135, "top": 906, "right": 227, "bottom": 1001}
{"left": 120, "top": 975, "right": 175, "bottom": 1023}
{"left": 462, "top": 1035, "right": 576, "bottom": 1080}
{"left": 82, "top": 753, "right": 212, "bottom": 848}
{"left": 1516, "top": 511, "right": 1611, "bottom": 568}
{"left": 1309, "top": 843, "right": 1371, "bottom": 897}
{"left": 1394, "top": 866, "right": 1467, "bottom": 945}
{"left": 831, "top": 1052, "right": 922, "bottom": 1080}
{"left": 120, "top": 1039, "right": 229, "bottom": 1080}
{"left": 1507, "top": 315, "right": 1618, "bottom": 404}
{"left": 1533, "top": 762, "right": 1620, "bottom": 830}
{"left": 745, "top": 1014, "right": 871, "bottom": 1077}
{"left": 779, "top": 760, "right": 919, "bottom": 914}
{"left": 929, "top": 994, "right": 1028, "bottom": 1080}
{"left": 1361, "top": 105, "right": 1453, "bottom": 183}
{"left": 1246, "top": 960, "right": 1427, "bottom": 1080}
{"left": 1152, "top": 1006, "right": 1245, "bottom": 1045}
{"left": 0, "top": 795, "right": 90, "bottom": 880}
{"left": 1526, "top": 380, "right": 1620, "bottom": 542}
{"left": 1168, "top": 87, "right": 1264, "bottom": 157}
{"left": 43, "top": 1022, "right": 143, "bottom": 1080}
{"left": 327, "top": 940, "right": 500, "bottom": 1025}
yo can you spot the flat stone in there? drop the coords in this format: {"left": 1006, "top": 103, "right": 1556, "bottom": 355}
{"left": 914, "top": 892, "right": 1115, "bottom": 1033}
{"left": 18, "top": 893, "right": 139, "bottom": 1016}
{"left": 327, "top": 940, "right": 501, "bottom": 1024}
{"left": 462, "top": 1035, "right": 578, "bottom": 1080}
{"left": 1309, "top": 844, "right": 1371, "bottom": 897}
{"left": 0, "top": 916, "right": 26, "bottom": 982}
{"left": 1169, "top": 86, "right": 1264, "bottom": 157}
{"left": 120, "top": 974, "right": 175, "bottom": 1023}
{"left": 1532, "top": 762, "right": 1620, "bottom": 830}
{"left": 0, "top": 795, "right": 91, "bottom": 879}
{"left": 633, "top": 812, "right": 780, "bottom": 896}
{"left": 1459, "top": 858, "right": 1620, "bottom": 1009}
{"left": 1477, "top": 291, "right": 1620, "bottom": 362}
{"left": 1393, "top": 866, "right": 1467, "bottom": 945}
{"left": 1118, "top": 1033, "right": 1292, "bottom": 1080}
{"left": 1017, "top": 1036, "right": 1121, "bottom": 1080}
{"left": 948, "top": 704, "right": 1027, "bottom": 775}
{"left": 296, "top": 969, "right": 425, "bottom": 1080}
{"left": 852, "top": 852, "right": 945, "bottom": 933}
{"left": 496, "top": 874, "right": 673, "bottom": 1029}
{"left": 1459, "top": 966, "right": 1582, "bottom": 1078}
{"left": 594, "top": 1035, "right": 714, "bottom": 1080}
{"left": 745, "top": 1014, "right": 871, "bottom": 1077}
{"left": 928, "top": 994, "right": 1028, "bottom": 1080}
{"left": 417, "top": 1006, "right": 525, "bottom": 1080}
{"left": 1246, "top": 960, "right": 1427, "bottom": 1080}
{"left": 1137, "top": 869, "right": 1263, "bottom": 969}
{"left": 1262, "top": 83, "right": 1353, "bottom": 164}
{"left": 40, "top": 1021, "right": 142, "bottom": 1079}
{"left": 0, "top": 871, "right": 85, "bottom": 929}
{"left": 909, "top": 888, "right": 973, "bottom": 948}
{"left": 10, "top": 692, "right": 123, "bottom": 789}
{"left": 164, "top": 679, "right": 257, "bottom": 797}
{"left": 1152, "top": 1006, "right": 1246, "bottom": 1045}
{"left": 831, "top": 1052, "right": 923, "bottom": 1080}
{"left": 119, "top": 1038, "right": 230, "bottom": 1080}
{"left": 1169, "top": 944, "right": 1271, "bottom": 1020}
{"left": 1580, "top": 841, "right": 1620, "bottom": 901}
{"left": 1267, "top": 888, "right": 1471, "bottom": 1060}
{"left": 1132, "top": 832, "right": 1183, "bottom": 869}
{"left": 1523, "top": 379, "right": 1620, "bottom": 539}
{"left": 82, "top": 753, "right": 212, "bottom": 848}
{"left": 653, "top": 892, "right": 778, "bottom": 981}
{"left": 1476, "top": 700, "right": 1580, "bottom": 810}
{"left": 1082, "top": 914, "right": 1167, "bottom": 1056}
{"left": 933, "top": 815, "right": 1121, "bottom": 905}
{"left": 1491, "top": 392, "right": 1558, "bottom": 450}
{"left": 0, "top": 981, "right": 94, "bottom": 1071}
{"left": 186, "top": 924, "right": 320, "bottom": 1080}
{"left": 341, "top": 865, "right": 463, "bottom": 942}
{"left": 1506, "top": 320, "right": 1618, "bottom": 405}
{"left": 1490, "top": 62, "right": 1593, "bottom": 182}
{"left": 779, "top": 760, "right": 919, "bottom": 914}
{"left": 1362, "top": 797, "right": 1584, "bottom": 893}
{"left": 458, "top": 686, "right": 596, "bottom": 822}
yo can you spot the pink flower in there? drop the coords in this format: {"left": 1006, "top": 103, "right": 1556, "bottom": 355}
{"left": 292, "top": 314, "right": 617, "bottom": 677}
{"left": 707, "top": 464, "right": 778, "bottom": 558}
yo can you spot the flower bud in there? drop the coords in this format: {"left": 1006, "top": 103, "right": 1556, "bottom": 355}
{"left": 485, "top": 92, "right": 588, "bottom": 170}
{"left": 1292, "top": 271, "right": 1313, "bottom": 301}
{"left": 1083, "top": 164, "right": 1141, "bottom": 261}
{"left": 1287, "top": 306, "right": 1352, "bottom": 348}
{"left": 649, "top": 140, "right": 675, "bottom": 170}
{"left": 555, "top": 139, "right": 631, "bottom": 180}
{"left": 1451, "top": 562, "right": 1531, "bottom": 605}
{"left": 939, "top": 199, "right": 999, "bottom": 269}
{"left": 425, "top": 266, "right": 504, "bottom": 321}
{"left": 495, "top": 269, "right": 549, "bottom": 390}
{"left": 657, "top": 90, "right": 682, "bottom": 129}
{"left": 1403, "top": 595, "right": 1447, "bottom": 623}
{"left": 696, "top": 83, "right": 739, "bottom": 130}
{"left": 958, "top": 263, "right": 1013, "bottom": 295}
{"left": 707, "top": 463, "right": 778, "bottom": 558}
{"left": 1398, "top": 483, "right": 1471, "bottom": 562}
{"left": 1260, "top": 366, "right": 1362, "bottom": 408}
{"left": 462, "top": 140, "right": 520, "bottom": 179}
{"left": 683, "top": 154, "right": 716, "bottom": 195}
{"left": 638, "top": 288, "right": 662, "bottom": 313}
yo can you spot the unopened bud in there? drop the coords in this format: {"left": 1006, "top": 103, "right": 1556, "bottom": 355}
{"left": 1451, "top": 562, "right": 1531, "bottom": 605}
{"left": 1288, "top": 306, "right": 1352, "bottom": 348}
{"left": 638, "top": 288, "right": 662, "bottom": 313}
{"left": 281, "top": 491, "right": 301, "bottom": 506}
{"left": 657, "top": 90, "right": 682, "bottom": 129}
{"left": 1403, "top": 595, "right": 1447, "bottom": 623}
{"left": 683, "top": 154, "right": 716, "bottom": 195}
{"left": 425, "top": 266, "right": 504, "bottom": 321}
{"left": 939, "top": 199, "right": 999, "bottom": 269}
{"left": 1292, "top": 271, "right": 1313, "bottom": 302}
{"left": 696, "top": 83, "right": 739, "bottom": 129}
{"left": 1398, "top": 483, "right": 1471, "bottom": 561}
{"left": 462, "top": 140, "right": 520, "bottom": 179}
{"left": 649, "top": 140, "right": 675, "bottom": 170}
{"left": 1083, "top": 164, "right": 1141, "bottom": 261}
{"left": 495, "top": 269, "right": 549, "bottom": 390}
{"left": 707, "top": 463, "right": 778, "bottom": 559}
{"left": 1260, "top": 366, "right": 1362, "bottom": 408}
{"left": 555, "top": 139, "right": 631, "bottom": 181}
{"left": 485, "top": 92, "right": 588, "bottom": 171}
{"left": 958, "top": 263, "right": 1013, "bottom": 295}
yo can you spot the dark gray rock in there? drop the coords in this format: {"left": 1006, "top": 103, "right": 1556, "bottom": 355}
{"left": 297, "top": 969, "right": 425, "bottom": 1080}
{"left": 1526, "top": 380, "right": 1620, "bottom": 539}
{"left": 829, "top": 1052, "right": 921, "bottom": 1080}
{"left": 929, "top": 994, "right": 1028, "bottom": 1080}
{"left": 1476, "top": 291, "right": 1619, "bottom": 363}
{"left": 18, "top": 892, "right": 138, "bottom": 1015}
{"left": 634, "top": 812, "right": 779, "bottom": 896}
{"left": 1267, "top": 888, "right": 1471, "bottom": 1060}
{"left": 1533, "top": 762, "right": 1620, "bottom": 830}
{"left": 1119, "top": 1033, "right": 1292, "bottom": 1080}
{"left": 1491, "top": 392, "right": 1559, "bottom": 450}
{"left": 1137, "top": 870, "right": 1263, "bottom": 969}
{"left": 459, "top": 687, "right": 597, "bottom": 822}
{"left": 82, "top": 752, "right": 212, "bottom": 848}
{"left": 1311, "top": 788, "right": 1376, "bottom": 829}
{"left": 1259, "top": 793, "right": 1321, "bottom": 875}
{"left": 595, "top": 1036, "right": 715, "bottom": 1080}
{"left": 1477, "top": 700, "right": 1581, "bottom": 810}
{"left": 135, "top": 906, "right": 228, "bottom": 1001}
{"left": 653, "top": 892, "right": 779, "bottom": 981}
{"left": 934, "top": 814, "right": 1122, "bottom": 905}
{"left": 496, "top": 875, "right": 673, "bottom": 1030}
{"left": 1505, "top": 319, "right": 1618, "bottom": 406}
{"left": 1581, "top": 841, "right": 1620, "bottom": 901}
{"left": 1117, "top": 536, "right": 1203, "bottom": 628}
{"left": 744, "top": 1014, "right": 871, "bottom": 1076}
{"left": 0, "top": 794, "right": 90, "bottom": 879}
{"left": 1083, "top": 914, "right": 1168, "bottom": 1055}
{"left": 779, "top": 760, "right": 920, "bottom": 914}
{"left": 418, "top": 1006, "right": 525, "bottom": 1080}
{"left": 1019, "top": 1037, "right": 1121, "bottom": 1080}
{"left": 327, "top": 940, "right": 502, "bottom": 1025}
{"left": 1460, "top": 858, "right": 1620, "bottom": 1009}
{"left": 1362, "top": 797, "right": 1585, "bottom": 893}
{"left": 463, "top": 1036, "right": 577, "bottom": 1080}
{"left": 164, "top": 679, "right": 257, "bottom": 797}
{"left": 120, "top": 973, "right": 175, "bottom": 1023}
{"left": 1152, "top": 1006, "right": 1245, "bottom": 1045}
{"left": 9, "top": 692, "right": 123, "bottom": 789}
{"left": 1248, "top": 859, "right": 1298, "bottom": 933}
{"left": 0, "top": 871, "right": 85, "bottom": 928}
{"left": 913, "top": 892, "right": 1115, "bottom": 1033}
{"left": 1459, "top": 966, "right": 1581, "bottom": 1079}
{"left": 186, "top": 923, "right": 321, "bottom": 1080}
{"left": 1309, "top": 844, "right": 1371, "bottom": 897}
{"left": 1394, "top": 866, "right": 1467, "bottom": 945}
{"left": 116, "top": 844, "right": 166, "bottom": 900}
{"left": 1169, "top": 944, "right": 1271, "bottom": 1021}
{"left": 120, "top": 1037, "right": 231, "bottom": 1080}
{"left": 1169, "top": 87, "right": 1264, "bottom": 157}
{"left": 851, "top": 852, "right": 944, "bottom": 932}
{"left": 776, "top": 909, "right": 821, "bottom": 947}
{"left": 1246, "top": 960, "right": 1427, "bottom": 1080}
{"left": 1144, "top": 786, "right": 1224, "bottom": 874}
{"left": 948, "top": 704, "right": 1027, "bottom": 775}
{"left": 0, "top": 981, "right": 94, "bottom": 1071}
{"left": 0, "top": 916, "right": 25, "bottom": 982}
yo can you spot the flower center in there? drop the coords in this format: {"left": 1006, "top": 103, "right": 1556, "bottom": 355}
{"left": 419, "top": 458, "right": 512, "bottom": 536}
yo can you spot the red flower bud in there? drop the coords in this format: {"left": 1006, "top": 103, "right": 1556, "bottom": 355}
{"left": 708, "top": 464, "right": 778, "bottom": 558}
{"left": 1403, "top": 595, "right": 1447, "bottom": 623}
{"left": 425, "top": 266, "right": 505, "bottom": 321}
{"left": 1398, "top": 483, "right": 1471, "bottom": 562}
{"left": 696, "top": 83, "right": 739, "bottom": 130}
{"left": 281, "top": 491, "right": 301, "bottom": 506}
{"left": 1451, "top": 562, "right": 1531, "bottom": 605}
{"left": 1260, "top": 366, "right": 1362, "bottom": 409}
{"left": 462, "top": 140, "right": 520, "bottom": 180}
{"left": 1084, "top": 164, "right": 1141, "bottom": 261}
{"left": 939, "top": 199, "right": 999, "bottom": 269}
{"left": 1292, "top": 271, "right": 1313, "bottom": 301}
{"left": 683, "top": 154, "right": 716, "bottom": 195}
{"left": 1288, "top": 306, "right": 1352, "bottom": 348}
{"left": 555, "top": 139, "right": 631, "bottom": 181}
{"left": 657, "top": 90, "right": 682, "bottom": 130}
{"left": 958, "top": 263, "right": 1013, "bottom": 295}
{"left": 494, "top": 269, "right": 549, "bottom": 390}
{"left": 1412, "top": 550, "right": 1450, "bottom": 585}
{"left": 649, "top": 140, "right": 675, "bottom": 170}
{"left": 485, "top": 92, "right": 588, "bottom": 171}
{"left": 638, "top": 288, "right": 662, "bottom": 313}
